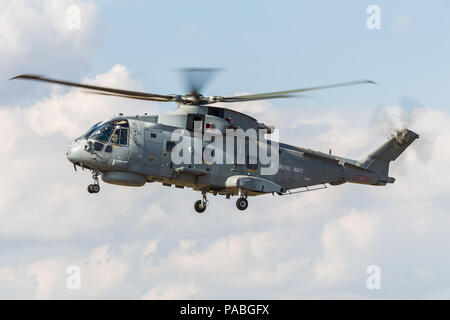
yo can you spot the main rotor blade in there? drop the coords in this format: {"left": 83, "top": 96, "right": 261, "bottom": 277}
{"left": 219, "top": 94, "right": 302, "bottom": 103}
{"left": 178, "top": 68, "right": 221, "bottom": 97}
{"left": 218, "top": 79, "right": 376, "bottom": 103}
{"left": 10, "top": 74, "right": 174, "bottom": 101}
{"left": 82, "top": 90, "right": 174, "bottom": 102}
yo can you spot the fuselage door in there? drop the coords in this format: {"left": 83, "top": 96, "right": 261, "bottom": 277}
{"left": 109, "top": 126, "right": 130, "bottom": 169}
{"left": 144, "top": 128, "right": 162, "bottom": 169}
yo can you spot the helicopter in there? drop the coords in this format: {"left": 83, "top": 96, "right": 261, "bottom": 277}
{"left": 11, "top": 69, "right": 419, "bottom": 213}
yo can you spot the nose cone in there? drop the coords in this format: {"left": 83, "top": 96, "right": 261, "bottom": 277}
{"left": 66, "top": 140, "right": 85, "bottom": 164}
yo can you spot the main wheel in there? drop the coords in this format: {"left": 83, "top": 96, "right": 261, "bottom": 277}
{"left": 87, "top": 184, "right": 94, "bottom": 193}
{"left": 236, "top": 197, "right": 248, "bottom": 211}
{"left": 92, "top": 184, "right": 100, "bottom": 193}
{"left": 194, "top": 200, "right": 206, "bottom": 213}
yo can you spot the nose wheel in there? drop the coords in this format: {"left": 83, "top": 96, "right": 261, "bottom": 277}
{"left": 194, "top": 192, "right": 208, "bottom": 213}
{"left": 87, "top": 170, "right": 101, "bottom": 194}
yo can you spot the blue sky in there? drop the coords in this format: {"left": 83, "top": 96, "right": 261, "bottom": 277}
{"left": 86, "top": 0, "right": 450, "bottom": 111}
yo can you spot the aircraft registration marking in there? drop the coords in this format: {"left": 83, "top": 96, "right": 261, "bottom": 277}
{"left": 279, "top": 164, "right": 304, "bottom": 174}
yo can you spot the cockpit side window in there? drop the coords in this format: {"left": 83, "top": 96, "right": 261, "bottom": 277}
{"left": 110, "top": 128, "right": 120, "bottom": 145}
{"left": 108, "top": 127, "right": 128, "bottom": 146}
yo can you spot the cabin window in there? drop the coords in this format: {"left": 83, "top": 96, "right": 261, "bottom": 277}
{"left": 208, "top": 107, "right": 225, "bottom": 118}
{"left": 166, "top": 141, "right": 176, "bottom": 152}
{"left": 150, "top": 133, "right": 157, "bottom": 138}
{"left": 119, "top": 129, "right": 129, "bottom": 145}
{"left": 186, "top": 114, "right": 205, "bottom": 131}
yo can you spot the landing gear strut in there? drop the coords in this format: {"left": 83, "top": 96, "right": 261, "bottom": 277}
{"left": 194, "top": 192, "right": 208, "bottom": 213}
{"left": 88, "top": 170, "right": 101, "bottom": 194}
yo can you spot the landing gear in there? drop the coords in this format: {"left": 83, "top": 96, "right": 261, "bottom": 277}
{"left": 236, "top": 197, "right": 248, "bottom": 211}
{"left": 194, "top": 192, "right": 208, "bottom": 213}
{"left": 87, "top": 184, "right": 100, "bottom": 193}
{"left": 88, "top": 170, "right": 101, "bottom": 194}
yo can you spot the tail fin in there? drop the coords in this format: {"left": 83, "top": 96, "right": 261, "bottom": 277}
{"left": 360, "top": 129, "right": 419, "bottom": 183}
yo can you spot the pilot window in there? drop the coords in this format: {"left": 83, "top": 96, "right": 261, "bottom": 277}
{"left": 110, "top": 129, "right": 120, "bottom": 145}
{"left": 110, "top": 128, "right": 128, "bottom": 146}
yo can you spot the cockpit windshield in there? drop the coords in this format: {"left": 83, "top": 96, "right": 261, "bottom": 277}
{"left": 76, "top": 121, "right": 102, "bottom": 141}
{"left": 90, "top": 124, "right": 115, "bottom": 143}
{"left": 87, "top": 119, "right": 129, "bottom": 144}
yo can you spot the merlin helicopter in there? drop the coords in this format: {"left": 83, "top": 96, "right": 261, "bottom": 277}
{"left": 11, "top": 69, "right": 419, "bottom": 213}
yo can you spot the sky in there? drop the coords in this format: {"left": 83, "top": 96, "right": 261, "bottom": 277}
{"left": 0, "top": 0, "right": 450, "bottom": 299}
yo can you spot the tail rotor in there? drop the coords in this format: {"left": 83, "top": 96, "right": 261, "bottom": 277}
{"left": 368, "top": 96, "right": 435, "bottom": 165}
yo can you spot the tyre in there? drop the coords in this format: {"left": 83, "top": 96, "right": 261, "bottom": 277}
{"left": 236, "top": 197, "right": 248, "bottom": 211}
{"left": 194, "top": 200, "right": 206, "bottom": 213}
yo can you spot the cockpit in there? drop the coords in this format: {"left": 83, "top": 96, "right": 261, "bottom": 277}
{"left": 67, "top": 119, "right": 131, "bottom": 170}
{"left": 78, "top": 119, "right": 129, "bottom": 146}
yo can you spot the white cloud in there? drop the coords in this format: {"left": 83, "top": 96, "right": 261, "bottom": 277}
{"left": 142, "top": 283, "right": 199, "bottom": 300}
{"left": 314, "top": 210, "right": 381, "bottom": 284}
{"left": 28, "top": 258, "right": 67, "bottom": 299}
{"left": 142, "top": 240, "right": 159, "bottom": 257}
{"left": 0, "top": 0, "right": 102, "bottom": 102}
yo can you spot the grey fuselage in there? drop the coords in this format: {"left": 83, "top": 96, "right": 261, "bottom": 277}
{"left": 66, "top": 104, "right": 418, "bottom": 197}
